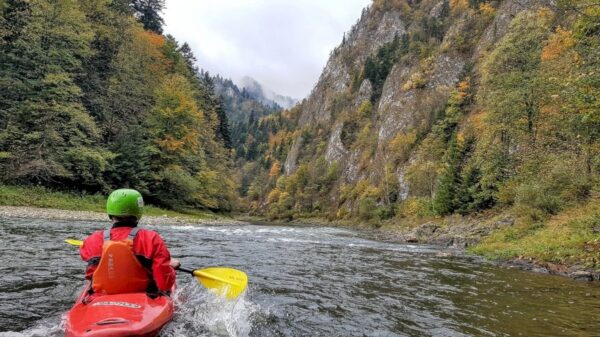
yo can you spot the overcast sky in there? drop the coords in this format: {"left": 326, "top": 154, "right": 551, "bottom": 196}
{"left": 163, "top": 0, "right": 372, "bottom": 100}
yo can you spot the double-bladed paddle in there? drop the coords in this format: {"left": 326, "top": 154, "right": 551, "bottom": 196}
{"left": 65, "top": 239, "right": 248, "bottom": 299}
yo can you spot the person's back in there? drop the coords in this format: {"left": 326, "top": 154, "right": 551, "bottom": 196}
{"left": 79, "top": 189, "right": 180, "bottom": 295}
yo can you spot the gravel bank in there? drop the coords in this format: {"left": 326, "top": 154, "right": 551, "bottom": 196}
{"left": 0, "top": 206, "right": 242, "bottom": 226}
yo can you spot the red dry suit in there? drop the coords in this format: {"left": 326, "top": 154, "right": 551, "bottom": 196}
{"left": 80, "top": 224, "right": 176, "bottom": 294}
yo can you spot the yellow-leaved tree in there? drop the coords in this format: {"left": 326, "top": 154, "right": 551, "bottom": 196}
{"left": 147, "top": 74, "right": 208, "bottom": 208}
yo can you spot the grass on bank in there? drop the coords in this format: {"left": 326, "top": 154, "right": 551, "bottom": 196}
{"left": 0, "top": 185, "right": 223, "bottom": 220}
{"left": 469, "top": 197, "right": 600, "bottom": 270}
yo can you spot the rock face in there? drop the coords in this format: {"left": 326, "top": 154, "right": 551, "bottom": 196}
{"left": 297, "top": 9, "right": 406, "bottom": 127}
{"left": 355, "top": 80, "right": 373, "bottom": 106}
{"left": 288, "top": 1, "right": 468, "bottom": 175}
{"left": 377, "top": 52, "right": 465, "bottom": 141}
{"left": 325, "top": 122, "right": 347, "bottom": 163}
{"left": 282, "top": 0, "right": 551, "bottom": 195}
{"left": 284, "top": 136, "right": 303, "bottom": 174}
{"left": 290, "top": 6, "right": 411, "bottom": 176}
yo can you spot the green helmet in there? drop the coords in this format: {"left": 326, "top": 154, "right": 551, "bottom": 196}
{"left": 106, "top": 188, "right": 144, "bottom": 220}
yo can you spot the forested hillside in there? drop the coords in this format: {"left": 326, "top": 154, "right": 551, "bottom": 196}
{"left": 209, "top": 73, "right": 306, "bottom": 201}
{"left": 243, "top": 0, "right": 599, "bottom": 238}
{"left": 211, "top": 74, "right": 281, "bottom": 159}
{"left": 0, "top": 0, "right": 234, "bottom": 211}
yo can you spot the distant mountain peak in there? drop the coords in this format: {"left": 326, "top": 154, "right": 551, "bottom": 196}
{"left": 239, "top": 76, "right": 298, "bottom": 109}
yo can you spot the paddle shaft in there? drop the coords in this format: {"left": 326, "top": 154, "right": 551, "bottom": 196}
{"left": 177, "top": 267, "right": 195, "bottom": 274}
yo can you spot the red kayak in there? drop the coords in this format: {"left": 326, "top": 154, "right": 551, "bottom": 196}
{"left": 64, "top": 285, "right": 175, "bottom": 337}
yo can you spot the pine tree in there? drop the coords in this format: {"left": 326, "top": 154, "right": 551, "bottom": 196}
{"left": 178, "top": 42, "right": 197, "bottom": 73}
{"left": 215, "top": 100, "right": 232, "bottom": 149}
{"left": 433, "top": 134, "right": 464, "bottom": 215}
{"left": 130, "top": 0, "right": 164, "bottom": 33}
{"left": 198, "top": 72, "right": 232, "bottom": 149}
{"left": 108, "top": 125, "right": 150, "bottom": 192}
{"left": 0, "top": 0, "right": 236, "bottom": 210}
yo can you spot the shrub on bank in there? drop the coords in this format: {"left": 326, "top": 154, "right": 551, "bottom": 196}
{"left": 470, "top": 197, "right": 600, "bottom": 269}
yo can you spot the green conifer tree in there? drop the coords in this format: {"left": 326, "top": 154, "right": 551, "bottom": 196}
{"left": 433, "top": 134, "right": 463, "bottom": 215}
{"left": 130, "top": 0, "right": 164, "bottom": 33}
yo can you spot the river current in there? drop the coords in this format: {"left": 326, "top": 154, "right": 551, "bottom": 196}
{"left": 0, "top": 216, "right": 599, "bottom": 337}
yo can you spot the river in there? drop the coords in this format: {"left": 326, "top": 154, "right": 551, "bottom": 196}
{"left": 0, "top": 216, "right": 599, "bottom": 337}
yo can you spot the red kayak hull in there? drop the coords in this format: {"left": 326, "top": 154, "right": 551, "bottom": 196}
{"left": 64, "top": 285, "right": 174, "bottom": 337}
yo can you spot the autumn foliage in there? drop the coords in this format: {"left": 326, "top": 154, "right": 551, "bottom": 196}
{"left": 0, "top": 0, "right": 234, "bottom": 211}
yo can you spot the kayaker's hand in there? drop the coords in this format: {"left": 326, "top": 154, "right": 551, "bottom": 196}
{"left": 170, "top": 258, "right": 181, "bottom": 270}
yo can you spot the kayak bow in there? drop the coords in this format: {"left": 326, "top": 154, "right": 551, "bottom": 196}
{"left": 65, "top": 285, "right": 174, "bottom": 337}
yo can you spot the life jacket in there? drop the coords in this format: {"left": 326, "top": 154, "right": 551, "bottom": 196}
{"left": 91, "top": 227, "right": 150, "bottom": 295}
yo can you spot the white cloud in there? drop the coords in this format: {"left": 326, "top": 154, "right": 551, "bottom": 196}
{"left": 163, "top": 0, "right": 371, "bottom": 99}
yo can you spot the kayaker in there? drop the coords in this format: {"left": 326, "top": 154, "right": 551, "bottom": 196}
{"left": 80, "top": 188, "right": 180, "bottom": 295}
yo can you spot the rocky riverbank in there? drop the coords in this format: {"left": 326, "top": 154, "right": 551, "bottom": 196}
{"left": 0, "top": 206, "right": 240, "bottom": 226}
{"left": 374, "top": 215, "right": 600, "bottom": 282}
{"left": 280, "top": 212, "right": 600, "bottom": 282}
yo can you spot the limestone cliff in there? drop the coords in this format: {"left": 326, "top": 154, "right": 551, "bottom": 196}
{"left": 245, "top": 0, "right": 597, "bottom": 230}
{"left": 284, "top": 0, "right": 548, "bottom": 191}
{"left": 241, "top": 0, "right": 600, "bottom": 279}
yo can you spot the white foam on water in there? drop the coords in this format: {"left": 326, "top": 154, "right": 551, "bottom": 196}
{"left": 266, "top": 237, "right": 325, "bottom": 245}
{"left": 168, "top": 225, "right": 202, "bottom": 231}
{"left": 161, "top": 280, "right": 262, "bottom": 337}
{"left": 201, "top": 227, "right": 252, "bottom": 235}
{"left": 347, "top": 243, "right": 367, "bottom": 247}
{"left": 255, "top": 228, "right": 297, "bottom": 234}
{"left": 154, "top": 225, "right": 244, "bottom": 235}
{"left": 0, "top": 317, "right": 64, "bottom": 337}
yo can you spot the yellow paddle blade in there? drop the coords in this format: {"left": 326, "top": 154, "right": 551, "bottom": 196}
{"left": 65, "top": 239, "right": 83, "bottom": 247}
{"left": 193, "top": 267, "right": 248, "bottom": 299}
